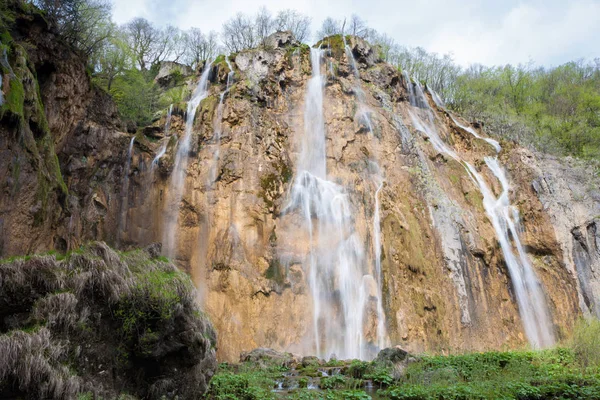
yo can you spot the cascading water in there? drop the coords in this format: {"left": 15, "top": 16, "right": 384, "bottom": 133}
{"left": 208, "top": 57, "right": 234, "bottom": 186}
{"left": 1, "top": 44, "right": 15, "bottom": 107}
{"left": 117, "top": 136, "right": 135, "bottom": 244}
{"left": 343, "top": 37, "right": 374, "bottom": 133}
{"left": 163, "top": 61, "right": 213, "bottom": 257}
{"left": 286, "top": 48, "right": 385, "bottom": 360}
{"left": 370, "top": 163, "right": 387, "bottom": 350}
{"left": 450, "top": 115, "right": 501, "bottom": 153}
{"left": 344, "top": 37, "right": 388, "bottom": 350}
{"left": 149, "top": 104, "right": 173, "bottom": 175}
{"left": 406, "top": 77, "right": 555, "bottom": 348}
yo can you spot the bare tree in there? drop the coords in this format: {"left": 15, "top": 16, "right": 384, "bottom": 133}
{"left": 222, "top": 12, "right": 256, "bottom": 53}
{"left": 316, "top": 17, "right": 343, "bottom": 40}
{"left": 124, "top": 17, "right": 157, "bottom": 70}
{"left": 255, "top": 7, "right": 274, "bottom": 48}
{"left": 183, "top": 29, "right": 219, "bottom": 68}
{"left": 274, "top": 9, "right": 311, "bottom": 43}
{"left": 347, "top": 14, "right": 370, "bottom": 39}
{"left": 371, "top": 32, "right": 397, "bottom": 63}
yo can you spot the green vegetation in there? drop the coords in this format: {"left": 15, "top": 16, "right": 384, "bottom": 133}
{"left": 208, "top": 319, "right": 600, "bottom": 399}
{"left": 394, "top": 45, "right": 600, "bottom": 160}
{"left": 0, "top": 242, "right": 217, "bottom": 399}
{"left": 108, "top": 68, "right": 161, "bottom": 126}
{"left": 450, "top": 62, "right": 600, "bottom": 159}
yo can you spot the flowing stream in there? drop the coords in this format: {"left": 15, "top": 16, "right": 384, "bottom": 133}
{"left": 150, "top": 104, "right": 173, "bottom": 175}
{"left": 163, "top": 61, "right": 213, "bottom": 257}
{"left": 406, "top": 78, "right": 555, "bottom": 348}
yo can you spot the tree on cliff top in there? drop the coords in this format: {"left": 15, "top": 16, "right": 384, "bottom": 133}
{"left": 32, "top": 0, "right": 113, "bottom": 56}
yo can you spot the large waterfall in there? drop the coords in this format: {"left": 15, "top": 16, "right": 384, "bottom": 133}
{"left": 163, "top": 61, "right": 213, "bottom": 257}
{"left": 344, "top": 37, "right": 388, "bottom": 351}
{"left": 407, "top": 80, "right": 555, "bottom": 348}
{"left": 286, "top": 48, "right": 387, "bottom": 360}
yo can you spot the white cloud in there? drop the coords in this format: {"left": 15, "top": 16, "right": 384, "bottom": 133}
{"left": 110, "top": 0, "right": 600, "bottom": 66}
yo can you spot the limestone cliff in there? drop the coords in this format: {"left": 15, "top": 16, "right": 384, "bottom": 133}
{"left": 1, "top": 3, "right": 599, "bottom": 363}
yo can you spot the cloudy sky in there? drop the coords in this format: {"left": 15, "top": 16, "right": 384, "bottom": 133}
{"left": 111, "top": 0, "right": 600, "bottom": 67}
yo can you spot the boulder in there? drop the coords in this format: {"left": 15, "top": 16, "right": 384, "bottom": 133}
{"left": 264, "top": 31, "right": 299, "bottom": 49}
{"left": 240, "top": 348, "right": 297, "bottom": 368}
{"left": 375, "top": 346, "right": 410, "bottom": 365}
{"left": 154, "top": 61, "right": 193, "bottom": 88}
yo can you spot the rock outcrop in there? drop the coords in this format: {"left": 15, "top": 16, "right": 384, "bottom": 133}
{"left": 0, "top": 242, "right": 217, "bottom": 399}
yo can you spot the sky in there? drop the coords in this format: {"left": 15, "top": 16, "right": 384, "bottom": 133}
{"left": 111, "top": 0, "right": 600, "bottom": 67}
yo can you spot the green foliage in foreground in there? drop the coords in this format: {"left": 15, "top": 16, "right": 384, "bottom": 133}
{"left": 208, "top": 323, "right": 600, "bottom": 400}
{"left": 384, "top": 348, "right": 600, "bottom": 399}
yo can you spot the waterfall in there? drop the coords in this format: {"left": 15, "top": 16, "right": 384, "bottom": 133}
{"left": 450, "top": 115, "right": 501, "bottom": 153}
{"left": 407, "top": 79, "right": 555, "bottom": 348}
{"left": 344, "top": 37, "right": 389, "bottom": 350}
{"left": 208, "top": 57, "right": 235, "bottom": 187}
{"left": 164, "top": 104, "right": 174, "bottom": 135}
{"left": 117, "top": 136, "right": 135, "bottom": 244}
{"left": 285, "top": 48, "right": 385, "bottom": 360}
{"left": 371, "top": 163, "right": 387, "bottom": 350}
{"left": 427, "top": 85, "right": 446, "bottom": 109}
{"left": 343, "top": 37, "right": 374, "bottom": 133}
{"left": 163, "top": 61, "right": 213, "bottom": 257}
{"left": 149, "top": 105, "right": 173, "bottom": 176}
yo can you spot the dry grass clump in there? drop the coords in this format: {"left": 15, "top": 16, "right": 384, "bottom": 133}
{"left": 0, "top": 328, "right": 81, "bottom": 399}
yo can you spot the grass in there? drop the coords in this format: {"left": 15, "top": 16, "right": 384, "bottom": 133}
{"left": 383, "top": 347, "right": 600, "bottom": 399}
{"left": 207, "top": 323, "right": 600, "bottom": 400}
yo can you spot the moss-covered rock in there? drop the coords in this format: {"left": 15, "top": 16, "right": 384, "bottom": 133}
{"left": 0, "top": 242, "right": 217, "bottom": 399}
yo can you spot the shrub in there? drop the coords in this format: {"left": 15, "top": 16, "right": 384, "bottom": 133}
{"left": 571, "top": 317, "right": 600, "bottom": 370}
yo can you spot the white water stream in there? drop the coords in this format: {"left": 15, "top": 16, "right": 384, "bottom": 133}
{"left": 163, "top": 61, "right": 213, "bottom": 257}
{"left": 406, "top": 78, "right": 555, "bottom": 348}
{"left": 285, "top": 47, "right": 388, "bottom": 360}
{"left": 344, "top": 36, "right": 388, "bottom": 352}
{"left": 208, "top": 57, "right": 235, "bottom": 186}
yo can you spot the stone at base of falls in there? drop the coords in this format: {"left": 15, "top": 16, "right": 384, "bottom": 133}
{"left": 240, "top": 347, "right": 299, "bottom": 368}
{"left": 375, "top": 346, "right": 412, "bottom": 365}
{"left": 0, "top": 242, "right": 216, "bottom": 400}
{"left": 301, "top": 355, "right": 323, "bottom": 367}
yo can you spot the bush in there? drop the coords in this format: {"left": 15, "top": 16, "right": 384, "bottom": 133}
{"left": 571, "top": 317, "right": 600, "bottom": 370}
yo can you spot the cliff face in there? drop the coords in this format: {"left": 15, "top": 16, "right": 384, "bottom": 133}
{"left": 0, "top": 2, "right": 129, "bottom": 256}
{"left": 1, "top": 6, "right": 599, "bottom": 363}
